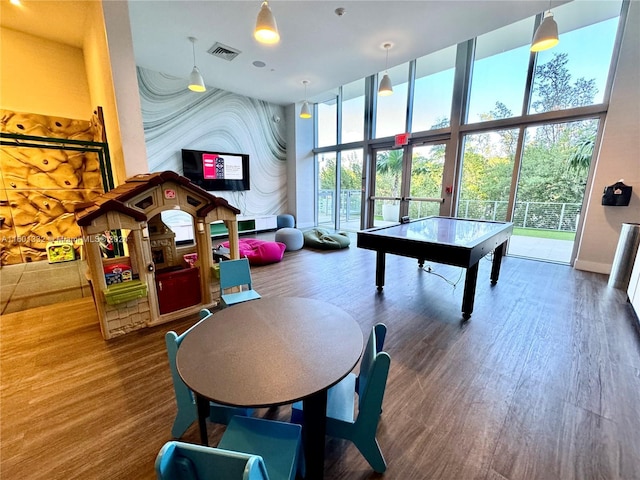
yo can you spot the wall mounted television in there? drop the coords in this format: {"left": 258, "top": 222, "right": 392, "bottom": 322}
{"left": 181, "top": 149, "right": 250, "bottom": 191}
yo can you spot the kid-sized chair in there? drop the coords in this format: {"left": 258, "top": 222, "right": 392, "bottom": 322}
{"left": 291, "top": 323, "right": 391, "bottom": 473}
{"left": 219, "top": 258, "right": 261, "bottom": 307}
{"left": 155, "top": 442, "right": 269, "bottom": 480}
{"left": 218, "top": 416, "right": 303, "bottom": 480}
{"left": 166, "top": 310, "right": 252, "bottom": 438}
{"left": 156, "top": 417, "right": 302, "bottom": 480}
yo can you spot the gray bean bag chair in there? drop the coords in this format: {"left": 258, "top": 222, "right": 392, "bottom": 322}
{"left": 303, "top": 228, "right": 351, "bottom": 250}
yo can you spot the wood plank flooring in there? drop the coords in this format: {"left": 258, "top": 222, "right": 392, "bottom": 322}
{"left": 2, "top": 241, "right": 639, "bottom": 479}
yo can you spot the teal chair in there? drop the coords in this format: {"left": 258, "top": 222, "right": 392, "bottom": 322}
{"left": 218, "top": 416, "right": 303, "bottom": 480}
{"left": 156, "top": 416, "right": 301, "bottom": 479}
{"left": 291, "top": 323, "right": 391, "bottom": 473}
{"left": 356, "top": 323, "right": 386, "bottom": 391}
{"left": 155, "top": 441, "right": 270, "bottom": 480}
{"left": 291, "top": 323, "right": 386, "bottom": 422}
{"left": 219, "top": 258, "right": 261, "bottom": 307}
{"left": 166, "top": 310, "right": 252, "bottom": 438}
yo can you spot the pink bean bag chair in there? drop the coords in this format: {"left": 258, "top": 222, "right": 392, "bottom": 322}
{"left": 220, "top": 239, "right": 286, "bottom": 266}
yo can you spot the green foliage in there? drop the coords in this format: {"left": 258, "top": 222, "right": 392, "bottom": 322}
{"left": 319, "top": 153, "right": 363, "bottom": 191}
{"left": 567, "top": 137, "right": 595, "bottom": 175}
{"left": 375, "top": 149, "right": 403, "bottom": 197}
{"left": 461, "top": 52, "right": 598, "bottom": 209}
{"left": 319, "top": 157, "right": 337, "bottom": 190}
{"left": 320, "top": 52, "right": 599, "bottom": 232}
{"left": 409, "top": 148, "right": 445, "bottom": 198}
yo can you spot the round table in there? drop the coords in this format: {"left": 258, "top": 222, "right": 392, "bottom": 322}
{"left": 177, "top": 296, "right": 363, "bottom": 480}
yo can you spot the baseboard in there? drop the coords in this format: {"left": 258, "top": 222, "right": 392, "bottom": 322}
{"left": 574, "top": 259, "right": 611, "bottom": 274}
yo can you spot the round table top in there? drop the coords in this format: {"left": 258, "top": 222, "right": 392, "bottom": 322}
{"left": 176, "top": 297, "right": 364, "bottom": 408}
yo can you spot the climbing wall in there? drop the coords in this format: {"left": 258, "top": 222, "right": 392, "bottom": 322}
{"left": 0, "top": 110, "right": 106, "bottom": 265}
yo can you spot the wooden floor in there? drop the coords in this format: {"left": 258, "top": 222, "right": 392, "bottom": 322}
{"left": 2, "top": 242, "right": 640, "bottom": 479}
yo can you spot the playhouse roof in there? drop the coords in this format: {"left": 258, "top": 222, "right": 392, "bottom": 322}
{"left": 75, "top": 171, "right": 240, "bottom": 226}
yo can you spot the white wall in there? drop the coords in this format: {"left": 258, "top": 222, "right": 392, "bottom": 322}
{"left": 286, "top": 103, "right": 316, "bottom": 229}
{"left": 0, "top": 28, "right": 91, "bottom": 119}
{"left": 101, "top": 1, "right": 148, "bottom": 181}
{"left": 575, "top": 0, "right": 640, "bottom": 273}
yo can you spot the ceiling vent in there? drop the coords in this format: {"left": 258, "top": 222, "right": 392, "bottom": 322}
{"left": 207, "top": 42, "right": 241, "bottom": 61}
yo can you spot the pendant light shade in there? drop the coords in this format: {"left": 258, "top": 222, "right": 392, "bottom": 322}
{"left": 188, "top": 66, "right": 206, "bottom": 92}
{"left": 300, "top": 101, "right": 312, "bottom": 119}
{"left": 187, "top": 37, "right": 206, "bottom": 92}
{"left": 378, "top": 74, "right": 393, "bottom": 97}
{"left": 531, "top": 11, "right": 559, "bottom": 52}
{"left": 254, "top": 1, "right": 280, "bottom": 44}
{"left": 300, "top": 80, "right": 312, "bottom": 119}
{"left": 378, "top": 43, "right": 393, "bottom": 96}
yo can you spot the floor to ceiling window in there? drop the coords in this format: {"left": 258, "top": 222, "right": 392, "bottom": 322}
{"left": 317, "top": 148, "right": 364, "bottom": 232}
{"left": 317, "top": 151, "right": 337, "bottom": 228}
{"left": 458, "top": 0, "right": 622, "bottom": 263}
{"left": 339, "top": 149, "right": 364, "bottom": 231}
{"left": 509, "top": 119, "right": 600, "bottom": 263}
{"left": 316, "top": 82, "right": 365, "bottom": 231}
{"left": 310, "top": 0, "right": 626, "bottom": 265}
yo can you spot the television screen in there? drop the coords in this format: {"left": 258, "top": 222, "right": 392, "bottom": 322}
{"left": 181, "top": 149, "right": 250, "bottom": 191}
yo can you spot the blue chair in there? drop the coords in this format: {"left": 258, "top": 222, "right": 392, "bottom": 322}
{"left": 217, "top": 416, "right": 303, "bottom": 480}
{"left": 292, "top": 323, "right": 386, "bottom": 423}
{"left": 155, "top": 441, "right": 270, "bottom": 480}
{"left": 166, "top": 310, "right": 252, "bottom": 438}
{"left": 219, "top": 258, "right": 261, "bottom": 307}
{"left": 291, "top": 323, "right": 391, "bottom": 473}
{"left": 356, "top": 323, "right": 386, "bottom": 391}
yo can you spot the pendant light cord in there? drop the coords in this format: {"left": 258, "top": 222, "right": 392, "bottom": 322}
{"left": 385, "top": 45, "right": 389, "bottom": 72}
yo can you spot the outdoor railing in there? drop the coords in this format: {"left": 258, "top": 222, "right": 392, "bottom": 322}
{"left": 319, "top": 190, "right": 581, "bottom": 232}
{"left": 458, "top": 199, "right": 582, "bottom": 231}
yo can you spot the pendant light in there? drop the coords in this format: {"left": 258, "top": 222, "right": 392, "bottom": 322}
{"left": 378, "top": 43, "right": 393, "bottom": 97}
{"left": 254, "top": 1, "right": 280, "bottom": 44}
{"left": 187, "top": 37, "right": 206, "bottom": 92}
{"left": 530, "top": 7, "right": 559, "bottom": 52}
{"left": 300, "top": 80, "right": 312, "bottom": 119}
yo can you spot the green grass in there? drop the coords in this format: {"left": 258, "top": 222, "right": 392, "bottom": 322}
{"left": 513, "top": 227, "right": 575, "bottom": 241}
{"left": 370, "top": 219, "right": 576, "bottom": 241}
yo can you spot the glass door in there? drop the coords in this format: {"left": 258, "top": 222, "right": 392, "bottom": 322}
{"left": 371, "top": 147, "right": 404, "bottom": 227}
{"left": 370, "top": 142, "right": 447, "bottom": 227}
{"left": 405, "top": 143, "right": 447, "bottom": 220}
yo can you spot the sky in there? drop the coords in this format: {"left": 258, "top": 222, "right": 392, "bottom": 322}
{"left": 317, "top": 6, "right": 620, "bottom": 148}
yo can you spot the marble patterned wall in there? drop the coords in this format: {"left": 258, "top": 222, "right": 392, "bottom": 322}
{"left": 137, "top": 67, "right": 287, "bottom": 217}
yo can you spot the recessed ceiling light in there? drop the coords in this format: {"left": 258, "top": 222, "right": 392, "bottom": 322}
{"left": 10, "top": 0, "right": 22, "bottom": 5}
{"left": 335, "top": 7, "right": 346, "bottom": 17}
{"left": 253, "top": 60, "right": 266, "bottom": 68}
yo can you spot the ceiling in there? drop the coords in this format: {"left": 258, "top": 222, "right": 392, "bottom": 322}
{"left": 1, "top": 0, "right": 561, "bottom": 106}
